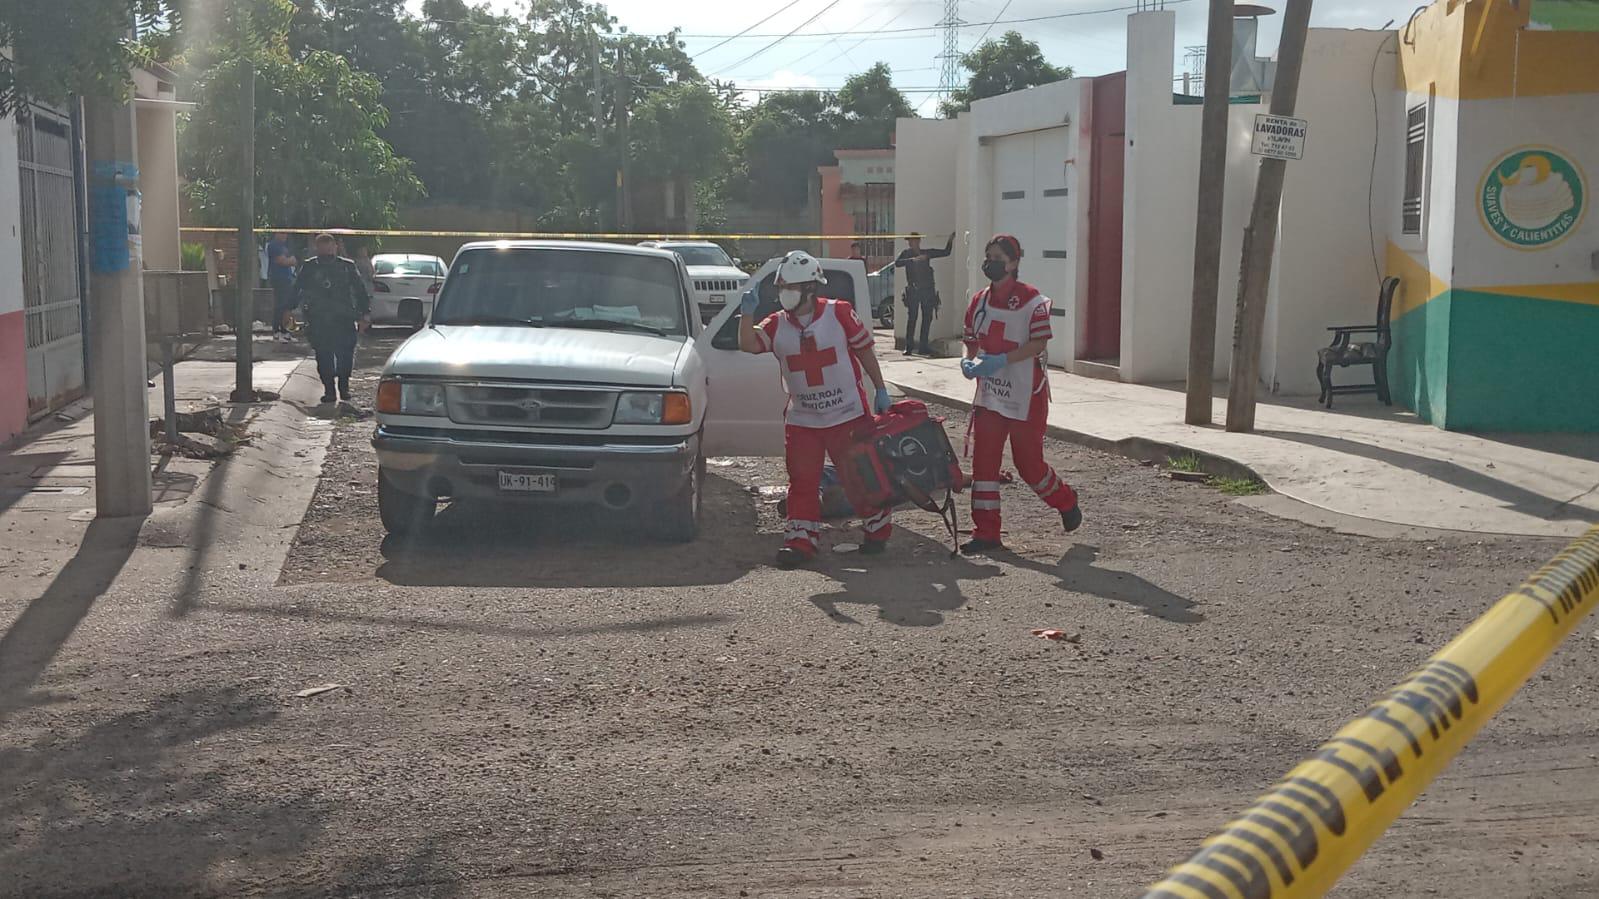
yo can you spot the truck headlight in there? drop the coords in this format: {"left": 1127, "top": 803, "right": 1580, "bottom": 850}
{"left": 377, "top": 379, "right": 447, "bottom": 416}
{"left": 615, "top": 391, "right": 691, "bottom": 425}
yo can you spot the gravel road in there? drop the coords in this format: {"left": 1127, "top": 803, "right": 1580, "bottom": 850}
{"left": 5, "top": 331, "right": 1597, "bottom": 898}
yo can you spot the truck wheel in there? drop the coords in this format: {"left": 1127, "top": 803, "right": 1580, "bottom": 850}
{"left": 652, "top": 454, "right": 704, "bottom": 543}
{"left": 878, "top": 306, "right": 894, "bottom": 329}
{"left": 379, "top": 469, "right": 435, "bottom": 535}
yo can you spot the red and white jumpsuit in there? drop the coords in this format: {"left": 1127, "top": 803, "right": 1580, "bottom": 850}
{"left": 753, "top": 298, "right": 892, "bottom": 557}
{"left": 962, "top": 280, "right": 1079, "bottom": 544}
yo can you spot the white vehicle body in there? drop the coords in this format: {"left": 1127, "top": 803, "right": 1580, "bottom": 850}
{"left": 369, "top": 253, "right": 446, "bottom": 328}
{"left": 637, "top": 240, "right": 750, "bottom": 321}
{"left": 372, "top": 242, "right": 869, "bottom": 540}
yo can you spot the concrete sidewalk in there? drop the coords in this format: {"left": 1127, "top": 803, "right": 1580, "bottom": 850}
{"left": 879, "top": 344, "right": 1599, "bottom": 538}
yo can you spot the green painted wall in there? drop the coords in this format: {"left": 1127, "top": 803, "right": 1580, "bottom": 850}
{"left": 1389, "top": 291, "right": 1599, "bottom": 432}
{"left": 1389, "top": 293, "right": 1453, "bottom": 426}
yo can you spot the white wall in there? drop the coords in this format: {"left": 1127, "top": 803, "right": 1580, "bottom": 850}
{"left": 1120, "top": 11, "right": 1265, "bottom": 384}
{"left": 891, "top": 117, "right": 963, "bottom": 347}
{"left": 1267, "top": 29, "right": 1402, "bottom": 395}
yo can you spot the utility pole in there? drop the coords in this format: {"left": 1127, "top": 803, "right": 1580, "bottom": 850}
{"left": 614, "top": 29, "right": 633, "bottom": 233}
{"left": 591, "top": 32, "right": 604, "bottom": 146}
{"left": 83, "top": 94, "right": 153, "bottom": 518}
{"left": 232, "top": 58, "right": 256, "bottom": 403}
{"left": 1225, "top": 0, "right": 1312, "bottom": 433}
{"left": 1183, "top": 0, "right": 1234, "bottom": 425}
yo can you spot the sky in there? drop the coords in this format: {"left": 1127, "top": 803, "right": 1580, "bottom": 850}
{"left": 466, "top": 0, "right": 1430, "bottom": 114}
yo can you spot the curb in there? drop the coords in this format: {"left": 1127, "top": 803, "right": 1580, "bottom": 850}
{"left": 890, "top": 380, "right": 1268, "bottom": 487}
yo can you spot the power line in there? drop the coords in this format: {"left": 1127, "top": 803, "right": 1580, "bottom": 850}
{"left": 799, "top": 6, "right": 917, "bottom": 77}
{"left": 692, "top": 0, "right": 809, "bottom": 59}
{"left": 967, "top": 0, "right": 1013, "bottom": 51}
{"left": 775, "top": 5, "right": 894, "bottom": 71}
{"left": 710, "top": 0, "right": 847, "bottom": 76}
{"left": 680, "top": 2, "right": 1189, "bottom": 40}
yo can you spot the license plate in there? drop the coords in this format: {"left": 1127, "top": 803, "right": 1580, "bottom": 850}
{"left": 498, "top": 471, "right": 557, "bottom": 493}
{"left": 708, "top": 294, "right": 726, "bottom": 304}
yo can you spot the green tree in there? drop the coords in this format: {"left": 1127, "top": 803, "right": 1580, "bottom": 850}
{"left": 629, "top": 82, "right": 734, "bottom": 184}
{"left": 835, "top": 62, "right": 913, "bottom": 149}
{"left": 939, "top": 31, "right": 1072, "bottom": 118}
{"left": 179, "top": 0, "right": 422, "bottom": 228}
{"left": 1, "top": 0, "right": 176, "bottom": 114}
{"left": 733, "top": 90, "right": 840, "bottom": 210}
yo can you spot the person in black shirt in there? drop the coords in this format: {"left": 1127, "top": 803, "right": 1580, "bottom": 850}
{"left": 294, "top": 232, "right": 371, "bottom": 405}
{"left": 894, "top": 231, "right": 954, "bottom": 356}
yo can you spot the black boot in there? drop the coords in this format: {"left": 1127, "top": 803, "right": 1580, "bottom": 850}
{"left": 320, "top": 378, "right": 336, "bottom": 404}
{"left": 338, "top": 377, "right": 352, "bottom": 402}
{"left": 1061, "top": 504, "right": 1083, "bottom": 533}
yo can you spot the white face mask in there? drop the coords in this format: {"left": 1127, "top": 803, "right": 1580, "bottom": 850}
{"left": 779, "top": 288, "right": 805, "bottom": 312}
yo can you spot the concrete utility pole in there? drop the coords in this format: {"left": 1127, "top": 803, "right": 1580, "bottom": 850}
{"left": 591, "top": 33, "right": 604, "bottom": 146}
{"left": 1225, "top": 0, "right": 1313, "bottom": 433}
{"left": 1184, "top": 0, "right": 1235, "bottom": 425}
{"left": 83, "top": 95, "right": 153, "bottom": 518}
{"left": 232, "top": 59, "right": 256, "bottom": 403}
{"left": 615, "top": 32, "right": 633, "bottom": 233}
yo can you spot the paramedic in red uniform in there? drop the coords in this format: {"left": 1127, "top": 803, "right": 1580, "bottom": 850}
{"left": 739, "top": 251, "right": 895, "bottom": 569}
{"left": 958, "top": 234, "right": 1083, "bottom": 555}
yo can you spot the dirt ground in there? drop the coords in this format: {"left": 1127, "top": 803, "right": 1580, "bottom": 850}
{"left": 6, "top": 330, "right": 1599, "bottom": 898}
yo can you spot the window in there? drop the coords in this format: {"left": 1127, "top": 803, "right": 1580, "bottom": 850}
{"left": 664, "top": 245, "right": 734, "bottom": 268}
{"left": 433, "top": 248, "right": 688, "bottom": 336}
{"left": 1402, "top": 103, "right": 1427, "bottom": 235}
{"left": 711, "top": 268, "right": 859, "bottom": 350}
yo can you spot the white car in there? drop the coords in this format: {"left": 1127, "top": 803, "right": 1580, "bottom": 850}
{"left": 372, "top": 242, "right": 870, "bottom": 541}
{"left": 637, "top": 240, "right": 749, "bottom": 322}
{"left": 370, "top": 253, "right": 446, "bottom": 328}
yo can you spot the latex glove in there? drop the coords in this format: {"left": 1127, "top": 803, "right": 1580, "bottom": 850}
{"left": 739, "top": 287, "right": 760, "bottom": 315}
{"left": 873, "top": 387, "right": 892, "bottom": 414}
{"left": 960, "top": 357, "right": 980, "bottom": 380}
{"left": 971, "top": 353, "right": 1007, "bottom": 378}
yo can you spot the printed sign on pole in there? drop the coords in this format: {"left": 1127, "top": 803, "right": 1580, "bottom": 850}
{"left": 1250, "top": 114, "right": 1308, "bottom": 161}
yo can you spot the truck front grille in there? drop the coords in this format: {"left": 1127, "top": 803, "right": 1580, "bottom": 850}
{"left": 694, "top": 279, "right": 745, "bottom": 293}
{"left": 446, "top": 383, "right": 617, "bottom": 429}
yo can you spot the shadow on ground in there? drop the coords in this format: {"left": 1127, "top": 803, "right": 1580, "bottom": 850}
{"left": 373, "top": 473, "right": 764, "bottom": 589}
{"left": 808, "top": 530, "right": 1004, "bottom": 626}
{"left": 998, "top": 544, "right": 1204, "bottom": 624}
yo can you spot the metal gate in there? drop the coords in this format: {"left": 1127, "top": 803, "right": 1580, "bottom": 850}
{"left": 859, "top": 182, "right": 894, "bottom": 263}
{"left": 18, "top": 103, "right": 86, "bottom": 420}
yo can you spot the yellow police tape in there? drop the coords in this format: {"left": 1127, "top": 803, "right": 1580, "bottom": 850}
{"left": 178, "top": 226, "right": 923, "bottom": 241}
{"left": 1141, "top": 525, "right": 1599, "bottom": 899}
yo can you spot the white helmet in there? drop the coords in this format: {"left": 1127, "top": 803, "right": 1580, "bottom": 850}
{"left": 775, "top": 251, "right": 827, "bottom": 287}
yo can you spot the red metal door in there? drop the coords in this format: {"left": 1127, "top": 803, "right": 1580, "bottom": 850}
{"left": 1086, "top": 72, "right": 1126, "bottom": 362}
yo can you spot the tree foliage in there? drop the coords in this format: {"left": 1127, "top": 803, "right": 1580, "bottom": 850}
{"left": 0, "top": 0, "right": 175, "bottom": 114}
{"left": 939, "top": 31, "right": 1072, "bottom": 118}
{"left": 179, "top": 0, "right": 422, "bottom": 228}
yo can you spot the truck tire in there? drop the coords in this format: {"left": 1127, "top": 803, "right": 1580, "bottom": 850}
{"left": 652, "top": 454, "right": 704, "bottom": 543}
{"left": 379, "top": 468, "right": 435, "bottom": 535}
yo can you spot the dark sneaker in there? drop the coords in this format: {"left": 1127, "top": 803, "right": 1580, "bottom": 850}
{"left": 320, "top": 393, "right": 336, "bottom": 405}
{"left": 902, "top": 346, "right": 915, "bottom": 356}
{"left": 1061, "top": 505, "right": 1083, "bottom": 533}
{"left": 776, "top": 547, "right": 811, "bottom": 570}
{"left": 860, "top": 539, "right": 888, "bottom": 556}
{"left": 960, "top": 538, "right": 1004, "bottom": 556}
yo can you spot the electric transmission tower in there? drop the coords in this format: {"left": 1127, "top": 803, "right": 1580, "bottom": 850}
{"left": 937, "top": 0, "right": 963, "bottom": 108}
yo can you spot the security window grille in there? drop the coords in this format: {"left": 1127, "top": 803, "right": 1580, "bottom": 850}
{"left": 1402, "top": 104, "right": 1427, "bottom": 235}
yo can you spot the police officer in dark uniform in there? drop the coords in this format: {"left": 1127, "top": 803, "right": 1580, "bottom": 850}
{"left": 895, "top": 231, "right": 955, "bottom": 356}
{"left": 294, "top": 232, "right": 371, "bottom": 405}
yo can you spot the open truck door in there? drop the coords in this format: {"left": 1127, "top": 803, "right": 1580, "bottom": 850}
{"left": 697, "top": 257, "right": 872, "bottom": 458}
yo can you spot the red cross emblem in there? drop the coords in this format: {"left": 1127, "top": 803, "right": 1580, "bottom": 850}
{"left": 980, "top": 319, "right": 1020, "bottom": 357}
{"left": 785, "top": 334, "right": 839, "bottom": 387}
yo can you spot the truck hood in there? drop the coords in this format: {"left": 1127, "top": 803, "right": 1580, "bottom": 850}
{"left": 386, "top": 325, "right": 687, "bottom": 387}
{"left": 685, "top": 265, "right": 748, "bottom": 281}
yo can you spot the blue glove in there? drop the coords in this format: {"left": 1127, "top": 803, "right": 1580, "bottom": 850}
{"left": 873, "top": 387, "right": 892, "bottom": 414}
{"left": 960, "top": 358, "right": 980, "bottom": 380}
{"left": 739, "top": 287, "right": 760, "bottom": 315}
{"left": 971, "top": 353, "right": 1007, "bottom": 378}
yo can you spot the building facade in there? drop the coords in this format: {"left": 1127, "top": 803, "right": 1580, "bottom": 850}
{"left": 895, "top": 0, "right": 1597, "bottom": 432}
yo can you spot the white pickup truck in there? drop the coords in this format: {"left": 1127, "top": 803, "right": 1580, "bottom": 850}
{"left": 372, "top": 241, "right": 872, "bottom": 541}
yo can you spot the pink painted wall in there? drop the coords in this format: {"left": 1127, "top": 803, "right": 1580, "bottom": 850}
{"left": 817, "top": 165, "right": 853, "bottom": 259}
{"left": 0, "top": 309, "right": 26, "bottom": 443}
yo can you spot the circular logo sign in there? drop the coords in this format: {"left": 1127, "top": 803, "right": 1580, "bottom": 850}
{"left": 1479, "top": 147, "right": 1587, "bottom": 249}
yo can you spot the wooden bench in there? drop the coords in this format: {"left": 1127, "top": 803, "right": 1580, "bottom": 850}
{"left": 1316, "top": 276, "right": 1399, "bottom": 409}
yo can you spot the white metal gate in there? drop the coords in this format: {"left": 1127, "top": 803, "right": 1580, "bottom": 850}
{"left": 18, "top": 103, "right": 85, "bottom": 420}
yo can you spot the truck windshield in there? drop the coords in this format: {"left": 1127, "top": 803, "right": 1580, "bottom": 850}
{"left": 433, "top": 248, "right": 687, "bottom": 335}
{"left": 666, "top": 245, "right": 734, "bottom": 268}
